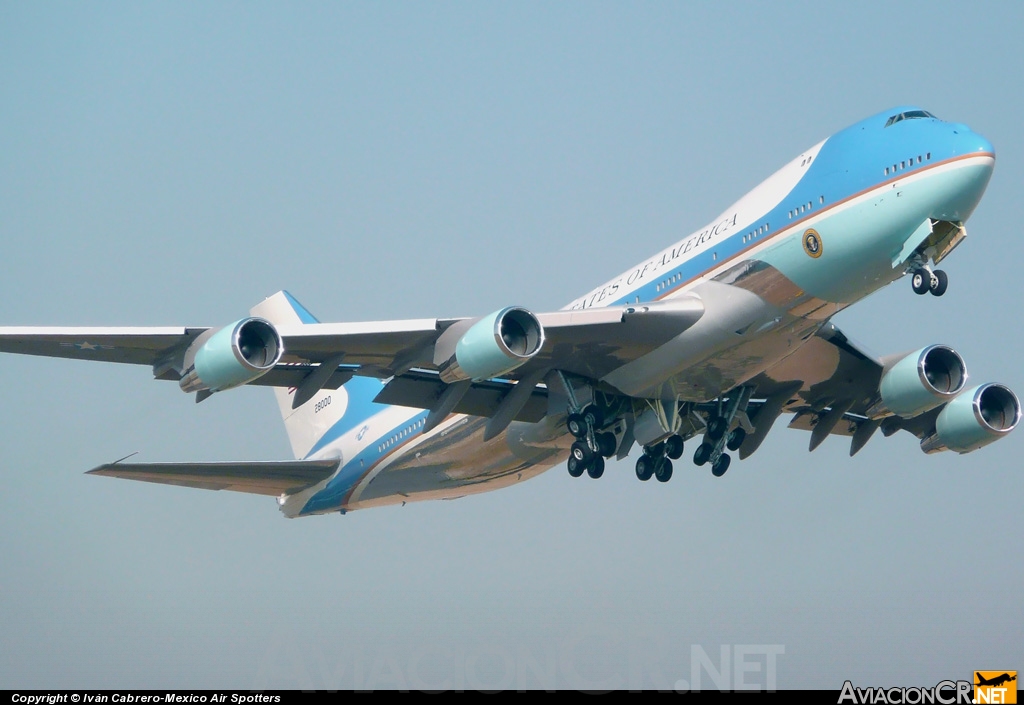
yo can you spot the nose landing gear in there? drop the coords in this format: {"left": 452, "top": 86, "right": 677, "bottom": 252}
{"left": 911, "top": 266, "right": 948, "bottom": 297}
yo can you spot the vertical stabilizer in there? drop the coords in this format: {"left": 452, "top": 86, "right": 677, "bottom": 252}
{"left": 250, "top": 291, "right": 385, "bottom": 459}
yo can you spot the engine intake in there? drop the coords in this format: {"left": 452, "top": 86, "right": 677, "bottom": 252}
{"left": 439, "top": 307, "right": 545, "bottom": 383}
{"left": 921, "top": 383, "right": 1021, "bottom": 454}
{"left": 179, "top": 317, "right": 283, "bottom": 393}
{"left": 871, "top": 345, "right": 967, "bottom": 419}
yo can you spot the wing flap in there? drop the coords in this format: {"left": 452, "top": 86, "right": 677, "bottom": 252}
{"left": 787, "top": 409, "right": 859, "bottom": 436}
{"left": 87, "top": 459, "right": 340, "bottom": 496}
{"left": 373, "top": 369, "right": 548, "bottom": 422}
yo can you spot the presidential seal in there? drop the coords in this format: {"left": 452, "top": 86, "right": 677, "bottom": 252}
{"left": 803, "top": 228, "right": 823, "bottom": 258}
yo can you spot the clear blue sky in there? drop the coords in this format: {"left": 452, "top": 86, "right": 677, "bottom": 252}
{"left": 1, "top": 1, "right": 1021, "bottom": 689}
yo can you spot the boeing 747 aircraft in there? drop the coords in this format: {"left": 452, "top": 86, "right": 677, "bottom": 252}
{"left": 1, "top": 106, "right": 1018, "bottom": 517}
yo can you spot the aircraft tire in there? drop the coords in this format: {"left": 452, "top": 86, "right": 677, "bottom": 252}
{"left": 693, "top": 442, "right": 714, "bottom": 466}
{"left": 706, "top": 416, "right": 728, "bottom": 440}
{"left": 711, "top": 453, "right": 731, "bottom": 477}
{"left": 930, "top": 269, "right": 948, "bottom": 296}
{"left": 654, "top": 457, "right": 673, "bottom": 483}
{"left": 587, "top": 455, "right": 605, "bottom": 479}
{"left": 726, "top": 428, "right": 746, "bottom": 452}
{"left": 665, "top": 434, "right": 684, "bottom": 460}
{"left": 597, "top": 432, "right": 617, "bottom": 458}
{"left": 567, "top": 413, "right": 587, "bottom": 438}
{"left": 635, "top": 455, "right": 654, "bottom": 481}
{"left": 567, "top": 455, "right": 585, "bottom": 478}
{"left": 911, "top": 268, "right": 931, "bottom": 295}
{"left": 571, "top": 440, "right": 594, "bottom": 465}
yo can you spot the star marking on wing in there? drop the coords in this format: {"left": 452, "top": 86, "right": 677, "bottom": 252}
{"left": 59, "top": 341, "right": 115, "bottom": 351}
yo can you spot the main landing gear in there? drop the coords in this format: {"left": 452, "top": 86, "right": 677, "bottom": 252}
{"left": 910, "top": 266, "right": 948, "bottom": 297}
{"left": 634, "top": 434, "right": 684, "bottom": 483}
{"left": 561, "top": 381, "right": 754, "bottom": 484}
{"left": 565, "top": 404, "right": 617, "bottom": 480}
{"left": 692, "top": 387, "right": 752, "bottom": 478}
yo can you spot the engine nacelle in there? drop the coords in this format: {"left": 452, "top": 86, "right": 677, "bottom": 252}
{"left": 871, "top": 345, "right": 967, "bottom": 418}
{"left": 438, "top": 307, "right": 545, "bottom": 383}
{"left": 921, "top": 383, "right": 1021, "bottom": 454}
{"left": 179, "top": 317, "right": 283, "bottom": 393}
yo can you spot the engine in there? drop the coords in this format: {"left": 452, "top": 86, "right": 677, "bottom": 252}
{"left": 179, "top": 317, "right": 283, "bottom": 393}
{"left": 921, "top": 383, "right": 1021, "bottom": 454}
{"left": 871, "top": 345, "right": 967, "bottom": 418}
{"left": 438, "top": 307, "right": 545, "bottom": 383}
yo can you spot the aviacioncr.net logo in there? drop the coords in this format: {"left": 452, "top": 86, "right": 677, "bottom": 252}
{"left": 838, "top": 680, "right": 973, "bottom": 704}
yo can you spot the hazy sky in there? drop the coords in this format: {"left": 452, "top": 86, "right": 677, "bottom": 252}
{"left": 1, "top": 1, "right": 1021, "bottom": 690}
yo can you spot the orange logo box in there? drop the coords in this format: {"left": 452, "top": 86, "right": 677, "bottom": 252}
{"left": 975, "top": 672, "right": 1017, "bottom": 704}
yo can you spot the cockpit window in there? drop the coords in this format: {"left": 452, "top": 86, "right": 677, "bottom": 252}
{"left": 885, "top": 110, "right": 937, "bottom": 127}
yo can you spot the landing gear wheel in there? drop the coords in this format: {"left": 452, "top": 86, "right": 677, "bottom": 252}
{"left": 711, "top": 453, "right": 731, "bottom": 477}
{"left": 654, "top": 457, "right": 673, "bottom": 483}
{"left": 587, "top": 455, "right": 605, "bottom": 479}
{"left": 596, "top": 432, "right": 617, "bottom": 458}
{"left": 706, "top": 416, "right": 728, "bottom": 440}
{"left": 693, "top": 442, "right": 714, "bottom": 466}
{"left": 635, "top": 455, "right": 654, "bottom": 481}
{"left": 726, "top": 428, "right": 746, "bottom": 452}
{"left": 929, "top": 269, "right": 948, "bottom": 297}
{"left": 911, "top": 268, "right": 931, "bottom": 295}
{"left": 566, "top": 413, "right": 587, "bottom": 439}
{"left": 567, "top": 455, "right": 585, "bottom": 478}
{"left": 582, "top": 405, "right": 605, "bottom": 430}
{"left": 570, "top": 440, "right": 594, "bottom": 466}
{"left": 665, "top": 434, "right": 684, "bottom": 460}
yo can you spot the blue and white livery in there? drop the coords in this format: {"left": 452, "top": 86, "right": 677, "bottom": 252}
{"left": 2, "top": 107, "right": 1017, "bottom": 517}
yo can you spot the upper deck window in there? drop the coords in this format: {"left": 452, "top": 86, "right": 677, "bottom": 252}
{"left": 885, "top": 110, "right": 937, "bottom": 127}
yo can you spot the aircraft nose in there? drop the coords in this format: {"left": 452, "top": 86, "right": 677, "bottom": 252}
{"left": 968, "top": 131, "right": 995, "bottom": 159}
{"left": 928, "top": 124, "right": 995, "bottom": 222}
{"left": 953, "top": 123, "right": 996, "bottom": 159}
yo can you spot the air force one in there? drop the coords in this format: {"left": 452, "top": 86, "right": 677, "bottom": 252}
{"left": 1, "top": 106, "right": 1018, "bottom": 517}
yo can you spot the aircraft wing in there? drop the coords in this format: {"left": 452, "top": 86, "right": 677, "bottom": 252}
{"left": 0, "top": 327, "right": 202, "bottom": 365}
{"left": 0, "top": 294, "right": 705, "bottom": 393}
{"left": 273, "top": 297, "right": 705, "bottom": 381}
{"left": 741, "top": 322, "right": 932, "bottom": 456}
{"left": 86, "top": 459, "right": 340, "bottom": 496}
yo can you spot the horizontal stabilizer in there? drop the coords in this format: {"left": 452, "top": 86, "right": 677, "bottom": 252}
{"left": 87, "top": 459, "right": 340, "bottom": 496}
